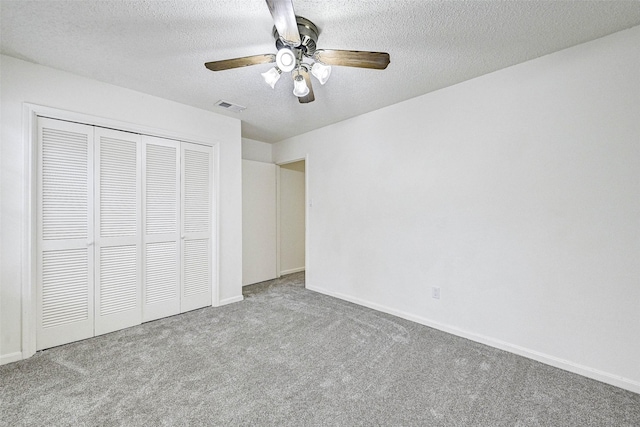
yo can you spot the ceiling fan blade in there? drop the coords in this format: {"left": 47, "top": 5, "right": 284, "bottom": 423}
{"left": 204, "top": 54, "right": 276, "bottom": 72}
{"left": 312, "top": 50, "right": 390, "bottom": 70}
{"left": 265, "top": 0, "right": 301, "bottom": 47}
{"left": 297, "top": 67, "right": 315, "bottom": 104}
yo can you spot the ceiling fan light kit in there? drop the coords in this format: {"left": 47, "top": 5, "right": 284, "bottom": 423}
{"left": 292, "top": 72, "right": 310, "bottom": 97}
{"left": 275, "top": 47, "right": 297, "bottom": 72}
{"left": 261, "top": 67, "right": 282, "bottom": 89}
{"left": 311, "top": 62, "right": 331, "bottom": 85}
{"left": 204, "top": 0, "right": 390, "bottom": 104}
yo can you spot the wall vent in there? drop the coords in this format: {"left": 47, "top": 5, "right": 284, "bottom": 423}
{"left": 215, "top": 100, "right": 246, "bottom": 113}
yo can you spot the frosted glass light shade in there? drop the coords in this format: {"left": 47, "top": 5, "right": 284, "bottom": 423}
{"left": 293, "top": 74, "right": 309, "bottom": 97}
{"left": 276, "top": 48, "right": 296, "bottom": 73}
{"left": 311, "top": 62, "right": 332, "bottom": 85}
{"left": 261, "top": 67, "right": 281, "bottom": 88}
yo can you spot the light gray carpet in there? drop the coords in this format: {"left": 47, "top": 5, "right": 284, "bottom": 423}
{"left": 1, "top": 272, "right": 638, "bottom": 426}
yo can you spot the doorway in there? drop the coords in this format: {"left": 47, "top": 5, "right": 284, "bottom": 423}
{"left": 277, "top": 160, "right": 306, "bottom": 277}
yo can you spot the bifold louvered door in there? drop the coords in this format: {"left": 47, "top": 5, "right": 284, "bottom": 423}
{"left": 37, "top": 118, "right": 214, "bottom": 350}
{"left": 94, "top": 128, "right": 142, "bottom": 335}
{"left": 37, "top": 118, "right": 95, "bottom": 350}
{"left": 181, "top": 143, "right": 213, "bottom": 312}
{"left": 142, "top": 136, "right": 181, "bottom": 322}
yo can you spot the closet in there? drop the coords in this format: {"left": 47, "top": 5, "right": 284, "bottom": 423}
{"left": 36, "top": 117, "right": 213, "bottom": 350}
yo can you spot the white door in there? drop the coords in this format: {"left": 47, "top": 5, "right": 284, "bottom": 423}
{"left": 37, "top": 118, "right": 95, "bottom": 350}
{"left": 94, "top": 127, "right": 142, "bottom": 335}
{"left": 242, "top": 160, "right": 277, "bottom": 285}
{"left": 180, "top": 142, "right": 213, "bottom": 312}
{"left": 142, "top": 135, "right": 181, "bottom": 322}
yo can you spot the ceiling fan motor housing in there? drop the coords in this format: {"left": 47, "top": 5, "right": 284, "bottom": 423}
{"left": 274, "top": 16, "right": 319, "bottom": 56}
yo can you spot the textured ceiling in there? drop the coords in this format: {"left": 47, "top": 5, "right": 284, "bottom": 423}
{"left": 2, "top": 1, "right": 640, "bottom": 143}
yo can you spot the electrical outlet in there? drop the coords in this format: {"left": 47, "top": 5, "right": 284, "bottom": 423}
{"left": 432, "top": 287, "right": 440, "bottom": 299}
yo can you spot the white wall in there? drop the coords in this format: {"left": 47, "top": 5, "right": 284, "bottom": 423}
{"left": 0, "top": 55, "right": 244, "bottom": 363}
{"left": 242, "top": 138, "right": 273, "bottom": 163}
{"left": 279, "top": 161, "right": 305, "bottom": 275}
{"left": 242, "top": 160, "right": 277, "bottom": 285}
{"left": 273, "top": 26, "right": 640, "bottom": 392}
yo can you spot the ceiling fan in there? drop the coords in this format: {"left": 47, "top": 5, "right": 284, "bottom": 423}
{"left": 204, "top": 0, "right": 390, "bottom": 104}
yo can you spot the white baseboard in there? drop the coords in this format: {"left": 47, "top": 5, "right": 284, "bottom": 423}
{"left": 307, "top": 284, "right": 640, "bottom": 395}
{"left": 280, "top": 267, "right": 305, "bottom": 276}
{"left": 1, "top": 351, "right": 23, "bottom": 365}
{"left": 216, "top": 295, "right": 244, "bottom": 307}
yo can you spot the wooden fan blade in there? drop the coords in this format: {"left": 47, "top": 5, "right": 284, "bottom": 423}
{"left": 312, "top": 50, "right": 390, "bottom": 70}
{"left": 265, "top": 0, "right": 301, "bottom": 47}
{"left": 204, "top": 54, "right": 276, "bottom": 71}
{"left": 297, "top": 68, "right": 315, "bottom": 104}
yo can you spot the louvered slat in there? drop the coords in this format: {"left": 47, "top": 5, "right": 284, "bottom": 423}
{"left": 99, "top": 245, "right": 137, "bottom": 316}
{"left": 183, "top": 149, "right": 210, "bottom": 233}
{"left": 146, "top": 144, "right": 177, "bottom": 234}
{"left": 146, "top": 241, "right": 178, "bottom": 304}
{"left": 42, "top": 249, "right": 89, "bottom": 328}
{"left": 41, "top": 128, "right": 88, "bottom": 240}
{"left": 100, "top": 137, "right": 137, "bottom": 237}
{"left": 183, "top": 239, "right": 210, "bottom": 297}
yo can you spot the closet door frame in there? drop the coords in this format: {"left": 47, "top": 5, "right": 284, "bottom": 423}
{"left": 22, "top": 104, "right": 220, "bottom": 359}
